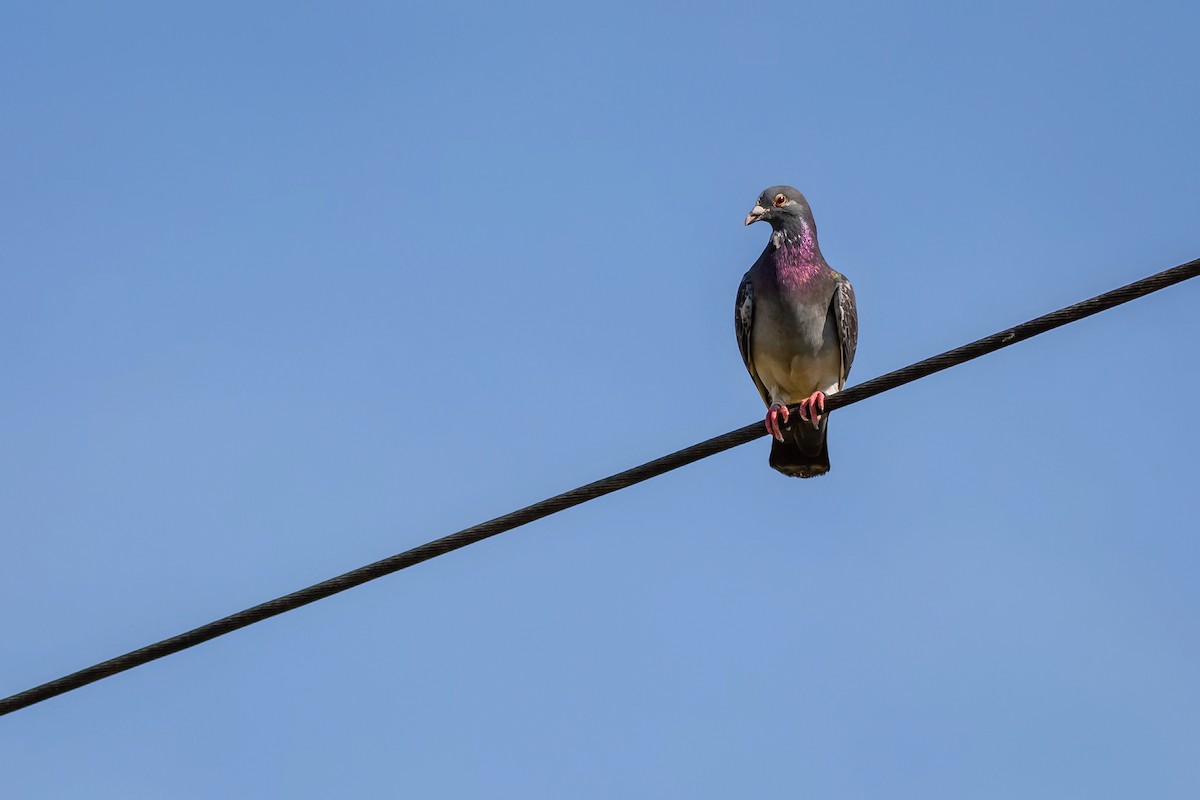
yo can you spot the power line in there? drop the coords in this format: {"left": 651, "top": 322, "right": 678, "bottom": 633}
{"left": 2, "top": 256, "right": 1197, "bottom": 718}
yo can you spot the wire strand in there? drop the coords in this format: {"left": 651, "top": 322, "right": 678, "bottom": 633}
{"left": 2, "top": 256, "right": 1197, "bottom": 718}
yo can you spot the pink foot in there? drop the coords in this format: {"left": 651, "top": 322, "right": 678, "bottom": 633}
{"left": 798, "top": 391, "right": 826, "bottom": 426}
{"left": 765, "top": 403, "right": 790, "bottom": 441}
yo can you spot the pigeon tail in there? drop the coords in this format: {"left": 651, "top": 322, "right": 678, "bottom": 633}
{"left": 768, "top": 418, "right": 830, "bottom": 478}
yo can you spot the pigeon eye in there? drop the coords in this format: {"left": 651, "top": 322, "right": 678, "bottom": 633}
{"left": 773, "top": 193, "right": 787, "bottom": 207}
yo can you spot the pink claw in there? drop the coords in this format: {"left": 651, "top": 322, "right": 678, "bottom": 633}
{"left": 798, "top": 391, "right": 826, "bottom": 426}
{"left": 765, "top": 403, "right": 790, "bottom": 441}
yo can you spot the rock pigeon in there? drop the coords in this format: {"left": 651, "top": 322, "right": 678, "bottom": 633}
{"left": 735, "top": 185, "right": 857, "bottom": 478}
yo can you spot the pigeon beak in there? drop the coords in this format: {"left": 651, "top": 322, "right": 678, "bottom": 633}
{"left": 744, "top": 205, "right": 767, "bottom": 226}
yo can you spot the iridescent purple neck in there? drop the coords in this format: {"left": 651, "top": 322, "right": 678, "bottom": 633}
{"left": 769, "top": 222, "right": 825, "bottom": 286}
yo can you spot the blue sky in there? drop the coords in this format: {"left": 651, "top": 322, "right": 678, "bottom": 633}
{"left": 3, "top": 1, "right": 1198, "bottom": 797}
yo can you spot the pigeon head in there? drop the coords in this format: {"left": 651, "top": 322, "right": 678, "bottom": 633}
{"left": 744, "top": 185, "right": 815, "bottom": 232}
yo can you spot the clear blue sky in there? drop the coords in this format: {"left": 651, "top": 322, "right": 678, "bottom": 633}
{"left": 3, "top": 2, "right": 1198, "bottom": 797}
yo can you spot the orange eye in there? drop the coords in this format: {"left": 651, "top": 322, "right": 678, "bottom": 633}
{"left": 773, "top": 193, "right": 787, "bottom": 207}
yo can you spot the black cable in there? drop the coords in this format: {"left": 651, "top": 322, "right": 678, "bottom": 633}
{"left": 2, "top": 256, "right": 1197, "bottom": 718}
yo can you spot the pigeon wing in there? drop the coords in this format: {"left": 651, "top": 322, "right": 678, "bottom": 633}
{"left": 735, "top": 273, "right": 770, "bottom": 405}
{"left": 831, "top": 276, "right": 858, "bottom": 388}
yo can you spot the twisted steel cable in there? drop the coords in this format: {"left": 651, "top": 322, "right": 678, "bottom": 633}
{"left": 2, "top": 256, "right": 1197, "bottom": 718}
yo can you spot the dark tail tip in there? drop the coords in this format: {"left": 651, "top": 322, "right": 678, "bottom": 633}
{"left": 768, "top": 422, "right": 831, "bottom": 478}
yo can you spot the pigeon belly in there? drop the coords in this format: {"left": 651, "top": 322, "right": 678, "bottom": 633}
{"left": 751, "top": 297, "right": 842, "bottom": 407}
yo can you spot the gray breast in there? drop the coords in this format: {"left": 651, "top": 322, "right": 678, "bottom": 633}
{"left": 750, "top": 279, "right": 841, "bottom": 403}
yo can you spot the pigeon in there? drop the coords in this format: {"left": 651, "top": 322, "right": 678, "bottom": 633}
{"left": 735, "top": 185, "right": 858, "bottom": 478}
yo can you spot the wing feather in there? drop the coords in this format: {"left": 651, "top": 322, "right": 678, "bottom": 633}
{"left": 832, "top": 277, "right": 858, "bottom": 387}
{"left": 735, "top": 273, "right": 770, "bottom": 405}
